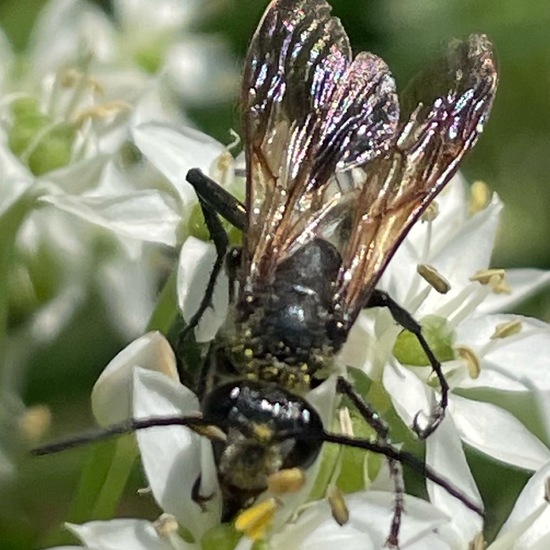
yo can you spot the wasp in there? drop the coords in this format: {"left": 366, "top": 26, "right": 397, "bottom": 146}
{"left": 34, "top": 0, "right": 497, "bottom": 545}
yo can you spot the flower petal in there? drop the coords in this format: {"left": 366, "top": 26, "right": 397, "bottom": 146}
{"left": 495, "top": 461, "right": 550, "bottom": 549}
{"left": 177, "top": 237, "right": 228, "bottom": 343}
{"left": 91, "top": 332, "right": 178, "bottom": 425}
{"left": 66, "top": 518, "right": 192, "bottom": 549}
{"left": 426, "top": 414, "right": 483, "bottom": 546}
{"left": 133, "top": 368, "right": 221, "bottom": 539}
{"left": 456, "top": 314, "right": 550, "bottom": 392}
{"left": 42, "top": 190, "right": 180, "bottom": 246}
{"left": 132, "top": 123, "right": 224, "bottom": 202}
{"left": 450, "top": 395, "right": 550, "bottom": 469}
{"left": 479, "top": 269, "right": 550, "bottom": 314}
{"left": 383, "top": 361, "right": 435, "bottom": 429}
{"left": 267, "top": 492, "right": 451, "bottom": 550}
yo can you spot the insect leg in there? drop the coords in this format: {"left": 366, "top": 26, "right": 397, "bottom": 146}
{"left": 337, "top": 376, "right": 403, "bottom": 547}
{"left": 178, "top": 169, "right": 247, "bottom": 342}
{"left": 365, "top": 289, "right": 448, "bottom": 439}
{"left": 186, "top": 168, "right": 247, "bottom": 231}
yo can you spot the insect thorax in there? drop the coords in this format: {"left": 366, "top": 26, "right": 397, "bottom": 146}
{"left": 214, "top": 239, "right": 346, "bottom": 394}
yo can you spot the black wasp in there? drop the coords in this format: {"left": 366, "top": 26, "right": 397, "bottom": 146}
{"left": 34, "top": 0, "right": 498, "bottom": 545}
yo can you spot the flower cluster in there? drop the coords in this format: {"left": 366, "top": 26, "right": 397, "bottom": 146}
{"left": 44, "top": 119, "right": 550, "bottom": 549}
{"left": 3, "top": 2, "right": 549, "bottom": 550}
{"left": 0, "top": 0, "right": 236, "bottom": 486}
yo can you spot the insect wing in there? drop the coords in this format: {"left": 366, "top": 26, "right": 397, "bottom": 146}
{"left": 241, "top": 0, "right": 399, "bottom": 287}
{"left": 336, "top": 34, "right": 498, "bottom": 323}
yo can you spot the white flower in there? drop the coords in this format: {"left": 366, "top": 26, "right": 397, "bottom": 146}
{"left": 48, "top": 516, "right": 197, "bottom": 550}
{"left": 25, "top": 0, "right": 237, "bottom": 108}
{"left": 86, "top": 331, "right": 340, "bottom": 547}
{"left": 339, "top": 175, "right": 550, "bottom": 472}
{"left": 88, "top": 331, "right": 215, "bottom": 545}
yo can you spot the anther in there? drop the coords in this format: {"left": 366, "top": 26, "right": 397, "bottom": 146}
{"left": 417, "top": 264, "right": 451, "bottom": 294}
{"left": 267, "top": 468, "right": 306, "bottom": 494}
{"left": 490, "top": 319, "right": 522, "bottom": 340}
{"left": 234, "top": 498, "right": 279, "bottom": 540}
{"left": 468, "top": 180, "right": 492, "bottom": 215}
{"left": 456, "top": 345, "right": 481, "bottom": 379}
{"left": 327, "top": 485, "right": 349, "bottom": 526}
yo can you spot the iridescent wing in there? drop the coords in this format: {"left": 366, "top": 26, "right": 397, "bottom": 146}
{"left": 334, "top": 34, "right": 498, "bottom": 326}
{"left": 240, "top": 0, "right": 399, "bottom": 288}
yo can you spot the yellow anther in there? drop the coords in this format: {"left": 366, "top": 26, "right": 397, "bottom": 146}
{"left": 73, "top": 101, "right": 130, "bottom": 125}
{"left": 18, "top": 404, "right": 51, "bottom": 443}
{"left": 417, "top": 264, "right": 451, "bottom": 294}
{"left": 421, "top": 201, "right": 439, "bottom": 222}
{"left": 153, "top": 513, "right": 179, "bottom": 538}
{"left": 59, "top": 68, "right": 82, "bottom": 87}
{"left": 267, "top": 468, "right": 306, "bottom": 494}
{"left": 235, "top": 498, "right": 279, "bottom": 541}
{"left": 327, "top": 485, "right": 349, "bottom": 526}
{"left": 456, "top": 345, "right": 481, "bottom": 379}
{"left": 211, "top": 150, "right": 235, "bottom": 187}
{"left": 491, "top": 277, "right": 512, "bottom": 295}
{"left": 469, "top": 268, "right": 506, "bottom": 285}
{"left": 490, "top": 319, "right": 522, "bottom": 340}
{"left": 59, "top": 69, "right": 104, "bottom": 95}
{"left": 469, "top": 181, "right": 492, "bottom": 215}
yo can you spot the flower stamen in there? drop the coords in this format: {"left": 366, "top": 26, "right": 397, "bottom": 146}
{"left": 267, "top": 468, "right": 306, "bottom": 494}
{"left": 417, "top": 264, "right": 451, "bottom": 294}
{"left": 456, "top": 345, "right": 481, "bottom": 379}
{"left": 468, "top": 180, "right": 492, "bottom": 215}
{"left": 234, "top": 498, "right": 279, "bottom": 540}
{"left": 490, "top": 319, "right": 522, "bottom": 340}
{"left": 469, "top": 268, "right": 511, "bottom": 294}
{"left": 327, "top": 485, "right": 349, "bottom": 526}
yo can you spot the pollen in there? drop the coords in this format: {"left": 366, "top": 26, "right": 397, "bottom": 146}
{"left": 267, "top": 468, "right": 306, "bottom": 494}
{"left": 252, "top": 423, "right": 274, "bottom": 442}
{"left": 456, "top": 345, "right": 481, "bottom": 379}
{"left": 490, "top": 319, "right": 522, "bottom": 340}
{"left": 234, "top": 498, "right": 279, "bottom": 541}
{"left": 469, "top": 180, "right": 492, "bottom": 215}
{"left": 417, "top": 264, "right": 451, "bottom": 294}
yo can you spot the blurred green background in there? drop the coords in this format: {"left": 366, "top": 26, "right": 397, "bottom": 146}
{"left": 1, "top": 0, "right": 549, "bottom": 548}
